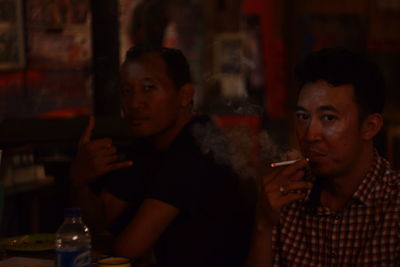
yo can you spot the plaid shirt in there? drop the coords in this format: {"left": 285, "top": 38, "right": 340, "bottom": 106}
{"left": 272, "top": 153, "right": 400, "bottom": 266}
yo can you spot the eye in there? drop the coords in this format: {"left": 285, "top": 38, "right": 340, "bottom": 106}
{"left": 120, "top": 85, "right": 133, "bottom": 96}
{"left": 296, "top": 112, "right": 309, "bottom": 121}
{"left": 142, "top": 83, "right": 156, "bottom": 92}
{"left": 322, "top": 114, "right": 337, "bottom": 121}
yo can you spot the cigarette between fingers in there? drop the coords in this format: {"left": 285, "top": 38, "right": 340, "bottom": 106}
{"left": 270, "top": 159, "right": 300, "bottom": 168}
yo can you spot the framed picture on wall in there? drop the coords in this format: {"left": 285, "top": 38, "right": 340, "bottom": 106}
{"left": 0, "top": 0, "right": 25, "bottom": 70}
{"left": 213, "top": 33, "right": 247, "bottom": 99}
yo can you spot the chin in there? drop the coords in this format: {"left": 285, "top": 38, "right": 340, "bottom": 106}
{"left": 309, "top": 162, "right": 331, "bottom": 178}
{"left": 129, "top": 126, "right": 151, "bottom": 138}
{"left": 130, "top": 125, "right": 165, "bottom": 139}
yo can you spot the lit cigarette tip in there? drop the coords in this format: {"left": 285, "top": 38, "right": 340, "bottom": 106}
{"left": 270, "top": 159, "right": 300, "bottom": 168}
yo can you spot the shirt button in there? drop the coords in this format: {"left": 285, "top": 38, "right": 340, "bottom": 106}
{"left": 330, "top": 252, "right": 337, "bottom": 258}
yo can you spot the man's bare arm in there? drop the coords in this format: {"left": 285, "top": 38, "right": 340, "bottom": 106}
{"left": 70, "top": 186, "right": 128, "bottom": 233}
{"left": 114, "top": 198, "right": 179, "bottom": 259}
{"left": 69, "top": 116, "right": 132, "bottom": 232}
{"left": 246, "top": 159, "right": 312, "bottom": 266}
{"left": 246, "top": 224, "right": 273, "bottom": 267}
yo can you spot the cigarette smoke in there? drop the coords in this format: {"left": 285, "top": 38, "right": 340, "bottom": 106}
{"left": 192, "top": 119, "right": 301, "bottom": 179}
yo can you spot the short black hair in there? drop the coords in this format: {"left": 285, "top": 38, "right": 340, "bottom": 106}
{"left": 295, "top": 48, "right": 386, "bottom": 118}
{"left": 125, "top": 45, "right": 192, "bottom": 90}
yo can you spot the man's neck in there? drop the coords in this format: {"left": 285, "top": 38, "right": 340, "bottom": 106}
{"left": 150, "top": 111, "right": 194, "bottom": 150}
{"left": 319, "top": 145, "right": 374, "bottom": 212}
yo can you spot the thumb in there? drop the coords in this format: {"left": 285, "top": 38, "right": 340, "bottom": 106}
{"left": 79, "top": 116, "right": 95, "bottom": 146}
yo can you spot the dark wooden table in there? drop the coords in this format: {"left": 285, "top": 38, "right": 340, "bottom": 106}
{"left": 0, "top": 232, "right": 152, "bottom": 266}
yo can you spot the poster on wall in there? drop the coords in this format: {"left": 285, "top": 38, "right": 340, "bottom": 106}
{"left": 27, "top": 0, "right": 90, "bottom": 26}
{"left": 211, "top": 28, "right": 265, "bottom": 116}
{"left": 0, "top": 0, "right": 25, "bottom": 70}
{"left": 0, "top": 0, "right": 92, "bottom": 119}
{"left": 213, "top": 33, "right": 246, "bottom": 99}
{"left": 118, "top": 0, "right": 137, "bottom": 63}
{"left": 26, "top": 0, "right": 91, "bottom": 70}
{"left": 28, "top": 27, "right": 91, "bottom": 69}
{"left": 25, "top": 0, "right": 92, "bottom": 118}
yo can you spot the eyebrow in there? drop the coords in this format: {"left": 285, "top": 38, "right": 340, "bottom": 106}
{"left": 142, "top": 77, "right": 154, "bottom": 82}
{"left": 295, "top": 105, "right": 339, "bottom": 112}
{"left": 318, "top": 105, "right": 339, "bottom": 112}
{"left": 295, "top": 106, "right": 307, "bottom": 112}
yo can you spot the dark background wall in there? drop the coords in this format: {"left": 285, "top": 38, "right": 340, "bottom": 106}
{"left": 0, "top": 0, "right": 399, "bottom": 236}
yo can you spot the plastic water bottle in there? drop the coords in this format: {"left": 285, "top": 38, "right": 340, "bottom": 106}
{"left": 55, "top": 208, "right": 91, "bottom": 267}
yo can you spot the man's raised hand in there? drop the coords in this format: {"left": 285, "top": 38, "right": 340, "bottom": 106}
{"left": 70, "top": 116, "right": 133, "bottom": 187}
{"left": 256, "top": 159, "right": 312, "bottom": 227}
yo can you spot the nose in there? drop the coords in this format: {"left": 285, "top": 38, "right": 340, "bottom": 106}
{"left": 304, "top": 118, "right": 322, "bottom": 142}
{"left": 124, "top": 91, "right": 146, "bottom": 111}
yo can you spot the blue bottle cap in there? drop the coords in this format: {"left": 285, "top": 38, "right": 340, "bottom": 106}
{"left": 64, "top": 207, "right": 82, "bottom": 217}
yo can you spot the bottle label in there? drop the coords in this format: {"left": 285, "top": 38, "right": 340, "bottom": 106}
{"left": 56, "top": 248, "right": 91, "bottom": 267}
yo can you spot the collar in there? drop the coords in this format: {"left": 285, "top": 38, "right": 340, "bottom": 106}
{"left": 351, "top": 150, "right": 389, "bottom": 207}
{"left": 304, "top": 150, "right": 389, "bottom": 213}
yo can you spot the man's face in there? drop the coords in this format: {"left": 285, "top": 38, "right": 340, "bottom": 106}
{"left": 119, "top": 53, "right": 183, "bottom": 138}
{"left": 295, "top": 80, "right": 364, "bottom": 178}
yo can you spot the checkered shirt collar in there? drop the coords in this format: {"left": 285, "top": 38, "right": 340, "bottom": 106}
{"left": 303, "top": 150, "right": 389, "bottom": 210}
{"left": 352, "top": 150, "right": 390, "bottom": 207}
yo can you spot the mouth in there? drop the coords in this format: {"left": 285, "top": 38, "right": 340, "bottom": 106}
{"left": 303, "top": 149, "right": 327, "bottom": 161}
{"left": 127, "top": 117, "right": 149, "bottom": 126}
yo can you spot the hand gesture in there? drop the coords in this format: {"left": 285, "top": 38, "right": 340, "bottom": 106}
{"left": 70, "top": 116, "right": 133, "bottom": 187}
{"left": 256, "top": 159, "right": 312, "bottom": 227}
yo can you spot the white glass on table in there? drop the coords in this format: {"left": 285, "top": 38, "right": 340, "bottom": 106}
{"left": 96, "top": 256, "right": 132, "bottom": 267}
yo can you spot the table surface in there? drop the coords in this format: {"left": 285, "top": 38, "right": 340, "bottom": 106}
{"left": 0, "top": 256, "right": 54, "bottom": 267}
{"left": 0, "top": 232, "right": 151, "bottom": 267}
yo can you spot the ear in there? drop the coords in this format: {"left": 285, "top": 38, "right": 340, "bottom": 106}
{"left": 361, "top": 113, "right": 383, "bottom": 141}
{"left": 179, "top": 83, "right": 194, "bottom": 107}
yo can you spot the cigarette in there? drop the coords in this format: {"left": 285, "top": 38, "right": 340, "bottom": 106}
{"left": 270, "top": 159, "right": 299, "bottom": 168}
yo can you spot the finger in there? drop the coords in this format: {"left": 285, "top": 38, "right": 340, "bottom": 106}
{"left": 103, "top": 160, "right": 134, "bottom": 173}
{"left": 261, "top": 159, "right": 307, "bottom": 188}
{"left": 90, "top": 152, "right": 123, "bottom": 166}
{"left": 282, "top": 181, "right": 313, "bottom": 192}
{"left": 266, "top": 180, "right": 310, "bottom": 195}
{"left": 274, "top": 159, "right": 308, "bottom": 184}
{"left": 260, "top": 167, "right": 282, "bottom": 187}
{"left": 85, "top": 138, "right": 113, "bottom": 152}
{"left": 100, "top": 146, "right": 117, "bottom": 156}
{"left": 289, "top": 169, "right": 305, "bottom": 181}
{"left": 279, "top": 192, "right": 305, "bottom": 207}
{"left": 90, "top": 158, "right": 133, "bottom": 176}
{"left": 79, "top": 116, "right": 95, "bottom": 146}
{"left": 100, "top": 154, "right": 127, "bottom": 164}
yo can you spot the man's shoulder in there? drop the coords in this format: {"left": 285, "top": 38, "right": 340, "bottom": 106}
{"left": 380, "top": 167, "right": 400, "bottom": 193}
{"left": 169, "top": 115, "right": 228, "bottom": 163}
{"left": 159, "top": 115, "right": 236, "bottom": 186}
{"left": 371, "top": 155, "right": 400, "bottom": 195}
{"left": 374, "top": 166, "right": 400, "bottom": 220}
{"left": 386, "top": 171, "right": 400, "bottom": 210}
{"left": 378, "top": 168, "right": 400, "bottom": 228}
